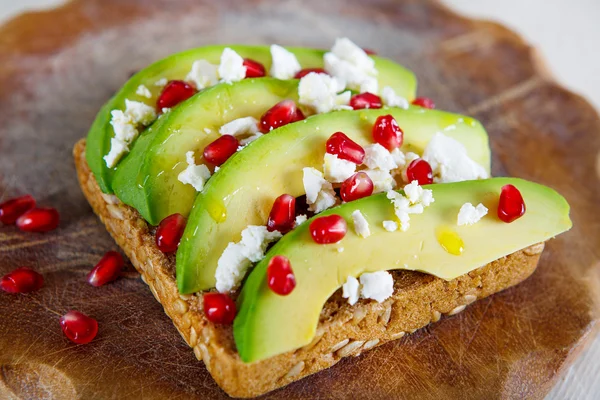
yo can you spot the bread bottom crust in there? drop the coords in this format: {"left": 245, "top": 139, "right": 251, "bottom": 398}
{"left": 74, "top": 139, "right": 543, "bottom": 398}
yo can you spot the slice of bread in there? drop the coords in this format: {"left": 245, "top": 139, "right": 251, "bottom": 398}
{"left": 74, "top": 139, "right": 544, "bottom": 398}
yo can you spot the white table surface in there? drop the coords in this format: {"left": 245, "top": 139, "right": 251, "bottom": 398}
{"left": 1, "top": 0, "right": 598, "bottom": 398}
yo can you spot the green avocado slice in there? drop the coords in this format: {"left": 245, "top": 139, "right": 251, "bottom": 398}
{"left": 85, "top": 44, "right": 417, "bottom": 194}
{"left": 233, "top": 178, "right": 572, "bottom": 363}
{"left": 176, "top": 107, "right": 490, "bottom": 294}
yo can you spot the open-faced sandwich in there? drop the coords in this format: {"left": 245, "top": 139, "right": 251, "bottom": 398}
{"left": 73, "top": 38, "right": 572, "bottom": 398}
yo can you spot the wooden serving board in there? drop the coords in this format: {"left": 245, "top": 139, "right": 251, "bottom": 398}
{"left": 0, "top": 0, "right": 598, "bottom": 398}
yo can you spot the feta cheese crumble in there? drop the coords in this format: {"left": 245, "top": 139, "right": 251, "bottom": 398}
{"left": 219, "top": 116, "right": 259, "bottom": 136}
{"left": 342, "top": 276, "right": 360, "bottom": 305}
{"left": 364, "top": 169, "right": 396, "bottom": 193}
{"left": 123, "top": 99, "right": 156, "bottom": 126}
{"left": 177, "top": 151, "right": 211, "bottom": 192}
{"left": 295, "top": 214, "right": 307, "bottom": 226}
{"left": 360, "top": 271, "right": 394, "bottom": 303}
{"left": 324, "top": 37, "right": 378, "bottom": 93}
{"left": 457, "top": 202, "right": 488, "bottom": 226}
{"left": 381, "top": 86, "right": 409, "bottom": 109}
{"left": 351, "top": 210, "right": 371, "bottom": 238}
{"left": 422, "top": 133, "right": 488, "bottom": 183}
{"left": 269, "top": 44, "right": 301, "bottom": 80}
{"left": 386, "top": 181, "right": 434, "bottom": 231}
{"left": 298, "top": 72, "right": 351, "bottom": 114}
{"left": 382, "top": 220, "right": 398, "bottom": 232}
{"left": 363, "top": 144, "right": 397, "bottom": 171}
{"left": 303, "top": 167, "right": 337, "bottom": 213}
{"left": 218, "top": 47, "right": 246, "bottom": 84}
{"left": 215, "top": 225, "right": 282, "bottom": 292}
{"left": 136, "top": 84, "right": 152, "bottom": 99}
{"left": 323, "top": 153, "right": 356, "bottom": 183}
{"left": 186, "top": 60, "right": 219, "bottom": 90}
{"left": 154, "top": 78, "right": 168, "bottom": 87}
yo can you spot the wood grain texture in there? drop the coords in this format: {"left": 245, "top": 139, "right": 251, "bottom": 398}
{"left": 0, "top": 0, "right": 598, "bottom": 399}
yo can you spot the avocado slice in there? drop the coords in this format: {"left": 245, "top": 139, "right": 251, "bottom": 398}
{"left": 233, "top": 178, "right": 572, "bottom": 363}
{"left": 177, "top": 107, "right": 490, "bottom": 293}
{"left": 85, "top": 44, "right": 417, "bottom": 194}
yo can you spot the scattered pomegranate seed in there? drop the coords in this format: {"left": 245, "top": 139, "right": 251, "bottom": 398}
{"left": 498, "top": 184, "right": 526, "bottom": 223}
{"left": 406, "top": 159, "right": 433, "bottom": 185}
{"left": 203, "top": 135, "right": 239, "bottom": 166}
{"left": 156, "top": 213, "right": 186, "bottom": 253}
{"left": 350, "top": 92, "right": 382, "bottom": 110}
{"left": 267, "top": 194, "right": 296, "bottom": 234}
{"left": 340, "top": 172, "right": 374, "bottom": 202}
{"left": 259, "top": 100, "right": 304, "bottom": 133}
{"left": 0, "top": 267, "right": 44, "bottom": 294}
{"left": 363, "top": 48, "right": 376, "bottom": 55}
{"left": 157, "top": 80, "right": 197, "bottom": 110}
{"left": 372, "top": 114, "right": 403, "bottom": 151}
{"left": 412, "top": 97, "right": 435, "bottom": 109}
{"left": 309, "top": 215, "right": 347, "bottom": 244}
{"left": 16, "top": 207, "right": 59, "bottom": 233}
{"left": 60, "top": 311, "right": 98, "bottom": 344}
{"left": 243, "top": 58, "right": 266, "bottom": 78}
{"left": 267, "top": 255, "right": 296, "bottom": 295}
{"left": 0, "top": 195, "right": 36, "bottom": 225}
{"left": 294, "top": 68, "right": 328, "bottom": 79}
{"left": 203, "top": 292, "right": 236, "bottom": 324}
{"left": 326, "top": 132, "right": 365, "bottom": 164}
{"left": 87, "top": 251, "right": 124, "bottom": 287}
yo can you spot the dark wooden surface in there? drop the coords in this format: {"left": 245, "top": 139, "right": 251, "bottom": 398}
{"left": 0, "top": 0, "right": 599, "bottom": 399}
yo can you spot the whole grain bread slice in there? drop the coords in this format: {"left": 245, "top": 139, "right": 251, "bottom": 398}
{"left": 74, "top": 139, "right": 544, "bottom": 398}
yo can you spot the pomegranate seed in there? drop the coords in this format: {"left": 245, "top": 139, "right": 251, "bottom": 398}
{"left": 259, "top": 100, "right": 304, "bottom": 133}
{"left": 87, "top": 251, "right": 124, "bottom": 287}
{"left": 294, "top": 68, "right": 327, "bottom": 79}
{"left": 16, "top": 207, "right": 59, "bottom": 233}
{"left": 203, "top": 135, "right": 239, "bottom": 166}
{"left": 267, "top": 194, "right": 296, "bottom": 234}
{"left": 267, "top": 255, "right": 296, "bottom": 295}
{"left": 406, "top": 159, "right": 433, "bottom": 185}
{"left": 363, "top": 48, "right": 376, "bottom": 55}
{"left": 203, "top": 292, "right": 236, "bottom": 324}
{"left": 498, "top": 184, "right": 526, "bottom": 223}
{"left": 156, "top": 213, "right": 186, "bottom": 253}
{"left": 340, "top": 172, "right": 374, "bottom": 202}
{"left": 157, "top": 80, "right": 197, "bottom": 110}
{"left": 350, "top": 92, "right": 382, "bottom": 110}
{"left": 0, "top": 267, "right": 44, "bottom": 294}
{"left": 372, "top": 114, "right": 403, "bottom": 151}
{"left": 412, "top": 97, "right": 435, "bottom": 109}
{"left": 243, "top": 58, "right": 266, "bottom": 78}
{"left": 0, "top": 195, "right": 36, "bottom": 225}
{"left": 60, "top": 311, "right": 98, "bottom": 344}
{"left": 326, "top": 132, "right": 365, "bottom": 164}
{"left": 309, "top": 215, "right": 347, "bottom": 244}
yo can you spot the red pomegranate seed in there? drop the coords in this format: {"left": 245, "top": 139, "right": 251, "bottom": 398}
{"left": 294, "top": 68, "right": 327, "bottom": 79}
{"left": 340, "top": 172, "right": 374, "bottom": 202}
{"left": 243, "top": 58, "right": 266, "bottom": 78}
{"left": 350, "top": 92, "right": 382, "bottom": 110}
{"left": 412, "top": 97, "right": 435, "bottom": 109}
{"left": 0, "top": 195, "right": 36, "bottom": 225}
{"left": 259, "top": 100, "right": 304, "bottom": 133}
{"left": 498, "top": 184, "right": 526, "bottom": 223}
{"left": 406, "top": 159, "right": 433, "bottom": 185}
{"left": 0, "top": 267, "right": 44, "bottom": 294}
{"left": 363, "top": 48, "right": 376, "bottom": 55}
{"left": 157, "top": 80, "right": 197, "bottom": 110}
{"left": 326, "top": 132, "right": 365, "bottom": 164}
{"left": 203, "top": 292, "right": 236, "bottom": 324}
{"left": 16, "top": 207, "right": 59, "bottom": 233}
{"left": 203, "top": 135, "right": 239, "bottom": 166}
{"left": 372, "top": 114, "right": 403, "bottom": 151}
{"left": 309, "top": 215, "right": 347, "bottom": 244}
{"left": 60, "top": 311, "right": 98, "bottom": 344}
{"left": 267, "top": 255, "right": 296, "bottom": 295}
{"left": 87, "top": 251, "right": 124, "bottom": 287}
{"left": 267, "top": 194, "right": 296, "bottom": 234}
{"left": 156, "top": 213, "right": 186, "bottom": 253}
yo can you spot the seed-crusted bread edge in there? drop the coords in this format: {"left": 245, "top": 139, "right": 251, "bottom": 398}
{"left": 74, "top": 139, "right": 544, "bottom": 398}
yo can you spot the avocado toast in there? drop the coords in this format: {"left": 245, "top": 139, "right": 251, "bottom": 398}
{"left": 75, "top": 39, "right": 571, "bottom": 397}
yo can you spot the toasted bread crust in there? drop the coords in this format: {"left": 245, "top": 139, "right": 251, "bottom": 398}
{"left": 74, "top": 139, "right": 543, "bottom": 398}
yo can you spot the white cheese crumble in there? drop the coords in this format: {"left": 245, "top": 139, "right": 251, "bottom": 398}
{"left": 386, "top": 181, "right": 434, "bottom": 231}
{"left": 124, "top": 99, "right": 156, "bottom": 126}
{"left": 154, "top": 78, "right": 168, "bottom": 87}
{"left": 323, "top": 153, "right": 356, "bottom": 183}
{"left": 186, "top": 60, "right": 219, "bottom": 90}
{"left": 422, "top": 133, "right": 488, "bottom": 183}
{"left": 382, "top": 220, "right": 398, "bottom": 232}
{"left": 342, "top": 276, "right": 360, "bottom": 305}
{"left": 295, "top": 214, "right": 307, "bottom": 226}
{"left": 218, "top": 47, "right": 246, "bottom": 84}
{"left": 324, "top": 37, "right": 378, "bottom": 93}
{"left": 403, "top": 180, "right": 434, "bottom": 206}
{"left": 136, "top": 84, "right": 152, "bottom": 98}
{"left": 363, "top": 143, "right": 397, "bottom": 171}
{"left": 239, "top": 133, "right": 263, "bottom": 146}
{"left": 381, "top": 86, "right": 409, "bottom": 109}
{"left": 351, "top": 210, "right": 371, "bottom": 238}
{"left": 457, "top": 202, "right": 488, "bottom": 226}
{"left": 215, "top": 225, "right": 282, "bottom": 292}
{"left": 177, "top": 151, "right": 211, "bottom": 192}
{"left": 364, "top": 169, "right": 396, "bottom": 194}
{"left": 359, "top": 271, "right": 394, "bottom": 303}
{"left": 303, "top": 167, "right": 338, "bottom": 213}
{"left": 298, "top": 72, "right": 351, "bottom": 114}
{"left": 391, "top": 148, "right": 407, "bottom": 168}
{"left": 269, "top": 44, "right": 301, "bottom": 80}
{"left": 219, "top": 116, "right": 259, "bottom": 136}
{"left": 161, "top": 107, "right": 171, "bottom": 114}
